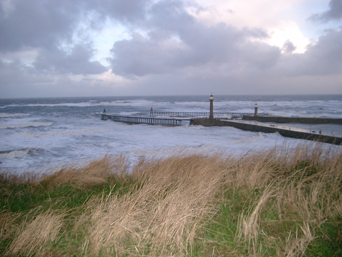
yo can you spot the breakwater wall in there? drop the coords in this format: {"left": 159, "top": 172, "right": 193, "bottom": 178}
{"left": 190, "top": 119, "right": 342, "bottom": 145}
{"left": 243, "top": 116, "right": 342, "bottom": 124}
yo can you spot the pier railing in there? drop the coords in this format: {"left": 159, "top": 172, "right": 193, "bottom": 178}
{"left": 102, "top": 114, "right": 182, "bottom": 126}
{"left": 149, "top": 112, "right": 253, "bottom": 118}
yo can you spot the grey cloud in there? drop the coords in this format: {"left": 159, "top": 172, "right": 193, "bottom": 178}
{"left": 282, "top": 40, "right": 296, "bottom": 54}
{"left": 0, "top": 58, "right": 119, "bottom": 98}
{"left": 109, "top": 0, "right": 278, "bottom": 77}
{"left": 1, "top": 0, "right": 342, "bottom": 98}
{"left": 309, "top": 0, "right": 342, "bottom": 22}
{"left": 110, "top": 33, "right": 176, "bottom": 77}
{"left": 109, "top": 0, "right": 341, "bottom": 82}
{"left": 109, "top": 27, "right": 278, "bottom": 77}
{"left": 97, "top": 0, "right": 149, "bottom": 23}
{"left": 0, "top": 0, "right": 153, "bottom": 78}
{"left": 0, "top": 59, "right": 53, "bottom": 95}
{"left": 0, "top": 0, "right": 151, "bottom": 77}
{"left": 34, "top": 44, "right": 107, "bottom": 75}
{"left": 240, "top": 41, "right": 280, "bottom": 70}
{"left": 122, "top": 66, "right": 342, "bottom": 96}
{"left": 0, "top": 0, "right": 151, "bottom": 52}
{"left": 0, "top": 0, "right": 78, "bottom": 51}
{"left": 277, "top": 28, "right": 342, "bottom": 76}
{"left": 146, "top": 0, "right": 195, "bottom": 32}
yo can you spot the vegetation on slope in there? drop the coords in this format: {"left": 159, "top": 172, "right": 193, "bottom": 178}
{"left": 0, "top": 144, "right": 341, "bottom": 256}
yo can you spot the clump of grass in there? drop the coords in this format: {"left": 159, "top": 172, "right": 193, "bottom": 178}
{"left": 0, "top": 143, "right": 341, "bottom": 256}
{"left": 39, "top": 154, "right": 130, "bottom": 188}
{"left": 6, "top": 210, "right": 64, "bottom": 256}
{"left": 221, "top": 143, "right": 342, "bottom": 256}
{"left": 83, "top": 154, "right": 229, "bottom": 256}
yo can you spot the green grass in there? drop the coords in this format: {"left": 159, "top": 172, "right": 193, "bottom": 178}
{"left": 306, "top": 219, "right": 342, "bottom": 256}
{"left": 192, "top": 191, "right": 342, "bottom": 257}
{"left": 0, "top": 175, "right": 136, "bottom": 256}
{"left": 1, "top": 180, "right": 341, "bottom": 256}
{"left": 0, "top": 180, "right": 133, "bottom": 214}
{"left": 1, "top": 147, "right": 342, "bottom": 256}
{"left": 192, "top": 190, "right": 245, "bottom": 256}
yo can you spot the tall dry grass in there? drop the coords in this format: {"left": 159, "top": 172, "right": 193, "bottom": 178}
{"left": 82, "top": 154, "right": 230, "bottom": 256}
{"left": 6, "top": 210, "right": 64, "bottom": 256}
{"left": 234, "top": 144, "right": 342, "bottom": 256}
{"left": 39, "top": 154, "right": 130, "bottom": 188}
{"left": 1, "top": 143, "right": 341, "bottom": 256}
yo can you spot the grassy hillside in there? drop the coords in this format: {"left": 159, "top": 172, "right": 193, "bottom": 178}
{"left": 0, "top": 144, "right": 341, "bottom": 256}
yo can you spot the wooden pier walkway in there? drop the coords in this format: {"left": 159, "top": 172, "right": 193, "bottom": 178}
{"left": 150, "top": 111, "right": 253, "bottom": 118}
{"left": 102, "top": 114, "right": 182, "bottom": 126}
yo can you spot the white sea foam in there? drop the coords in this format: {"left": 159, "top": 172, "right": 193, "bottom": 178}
{"left": 0, "top": 113, "right": 29, "bottom": 118}
{"left": 1, "top": 96, "right": 341, "bottom": 173}
{"left": 174, "top": 101, "right": 208, "bottom": 107}
{"left": 19, "top": 129, "right": 100, "bottom": 138}
{"left": 103, "top": 100, "right": 156, "bottom": 107}
{"left": 233, "top": 132, "right": 265, "bottom": 143}
{"left": 1, "top": 149, "right": 29, "bottom": 158}
{"left": 0, "top": 122, "right": 53, "bottom": 129}
{"left": 118, "top": 111, "right": 143, "bottom": 116}
{"left": 0, "top": 148, "right": 43, "bottom": 158}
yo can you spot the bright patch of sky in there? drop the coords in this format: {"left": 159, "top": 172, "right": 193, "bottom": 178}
{"left": 265, "top": 21, "right": 310, "bottom": 53}
{"left": 190, "top": 0, "right": 338, "bottom": 54}
{"left": 55, "top": 15, "right": 130, "bottom": 67}
{"left": 84, "top": 0, "right": 341, "bottom": 68}
{"left": 0, "top": 48, "right": 38, "bottom": 66}
{"left": 291, "top": 0, "right": 341, "bottom": 39}
{"left": 90, "top": 20, "right": 131, "bottom": 66}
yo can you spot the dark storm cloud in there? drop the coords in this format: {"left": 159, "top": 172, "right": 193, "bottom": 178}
{"left": 95, "top": 0, "right": 148, "bottom": 23}
{"left": 0, "top": 58, "right": 54, "bottom": 97}
{"left": 303, "top": 28, "right": 342, "bottom": 74}
{"left": 34, "top": 44, "right": 106, "bottom": 75}
{"left": 309, "top": 0, "right": 342, "bottom": 22}
{"left": 278, "top": 28, "right": 342, "bottom": 76}
{"left": 0, "top": 57, "right": 120, "bottom": 98}
{"left": 0, "top": 0, "right": 151, "bottom": 52}
{"left": 0, "top": 0, "right": 78, "bottom": 51}
{"left": 1, "top": 0, "right": 342, "bottom": 97}
{"left": 282, "top": 40, "right": 296, "bottom": 54}
{"left": 109, "top": 0, "right": 279, "bottom": 77}
{"left": 0, "top": 0, "right": 151, "bottom": 76}
{"left": 0, "top": 59, "right": 35, "bottom": 84}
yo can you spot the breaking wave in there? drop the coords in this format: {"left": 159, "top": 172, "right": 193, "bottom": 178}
{"left": 19, "top": 128, "right": 100, "bottom": 138}
{"left": 0, "top": 148, "right": 44, "bottom": 158}
{"left": 0, "top": 100, "right": 157, "bottom": 108}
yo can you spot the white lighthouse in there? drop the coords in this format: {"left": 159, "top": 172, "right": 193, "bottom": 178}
{"left": 209, "top": 94, "right": 214, "bottom": 119}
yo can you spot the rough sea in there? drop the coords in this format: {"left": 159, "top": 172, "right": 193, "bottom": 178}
{"left": 1, "top": 95, "right": 342, "bottom": 174}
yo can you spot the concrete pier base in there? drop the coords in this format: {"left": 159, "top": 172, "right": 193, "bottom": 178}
{"left": 243, "top": 116, "right": 342, "bottom": 124}
{"left": 190, "top": 118, "right": 342, "bottom": 145}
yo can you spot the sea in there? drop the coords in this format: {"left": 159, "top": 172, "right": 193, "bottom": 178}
{"left": 1, "top": 95, "right": 342, "bottom": 174}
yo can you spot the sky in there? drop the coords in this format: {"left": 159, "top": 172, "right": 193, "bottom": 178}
{"left": 0, "top": 0, "right": 342, "bottom": 98}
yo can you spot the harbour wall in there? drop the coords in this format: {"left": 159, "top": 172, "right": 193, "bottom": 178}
{"left": 190, "top": 119, "right": 342, "bottom": 145}
{"left": 243, "top": 116, "right": 342, "bottom": 124}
